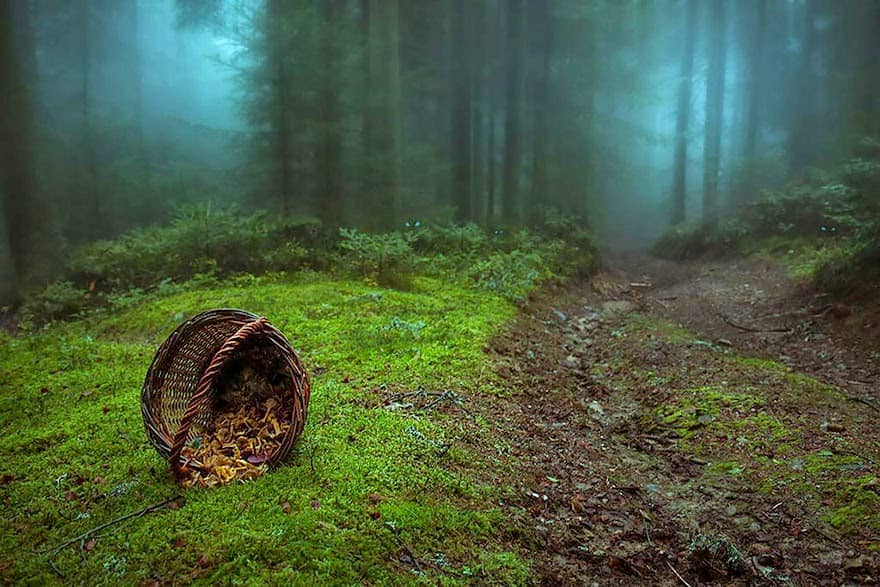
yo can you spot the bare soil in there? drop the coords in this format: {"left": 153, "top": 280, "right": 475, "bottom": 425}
{"left": 487, "top": 253, "right": 880, "bottom": 586}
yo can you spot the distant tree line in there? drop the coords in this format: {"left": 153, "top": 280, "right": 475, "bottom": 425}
{"left": 2, "top": 0, "right": 879, "bottom": 303}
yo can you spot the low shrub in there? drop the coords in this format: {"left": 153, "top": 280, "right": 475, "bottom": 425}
{"left": 467, "top": 249, "right": 550, "bottom": 303}
{"left": 337, "top": 228, "right": 415, "bottom": 289}
{"left": 67, "top": 206, "right": 318, "bottom": 289}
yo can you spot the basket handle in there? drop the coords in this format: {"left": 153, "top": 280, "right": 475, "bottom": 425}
{"left": 169, "top": 317, "right": 269, "bottom": 479}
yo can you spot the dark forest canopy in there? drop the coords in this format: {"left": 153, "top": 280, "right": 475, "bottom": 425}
{"left": 1, "top": 0, "right": 879, "bottom": 302}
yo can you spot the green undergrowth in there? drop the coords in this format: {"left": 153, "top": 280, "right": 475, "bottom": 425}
{"left": 653, "top": 139, "right": 880, "bottom": 295}
{"left": 17, "top": 209, "right": 597, "bottom": 326}
{"left": 0, "top": 273, "right": 532, "bottom": 584}
{"left": 603, "top": 313, "right": 880, "bottom": 537}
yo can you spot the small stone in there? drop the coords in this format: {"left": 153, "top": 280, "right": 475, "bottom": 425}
{"left": 561, "top": 355, "right": 580, "bottom": 369}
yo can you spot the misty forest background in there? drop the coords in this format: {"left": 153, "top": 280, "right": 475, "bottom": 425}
{"left": 1, "top": 0, "right": 879, "bottom": 305}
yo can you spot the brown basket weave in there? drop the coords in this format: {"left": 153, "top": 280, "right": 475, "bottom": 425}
{"left": 141, "top": 309, "right": 310, "bottom": 480}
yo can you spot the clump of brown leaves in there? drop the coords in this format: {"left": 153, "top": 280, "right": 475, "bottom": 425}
{"left": 180, "top": 398, "right": 290, "bottom": 488}
{"left": 179, "top": 345, "right": 293, "bottom": 488}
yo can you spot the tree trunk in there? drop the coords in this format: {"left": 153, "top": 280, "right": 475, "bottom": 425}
{"left": 317, "top": 0, "right": 343, "bottom": 226}
{"left": 367, "top": 0, "right": 402, "bottom": 230}
{"left": 788, "top": 0, "right": 816, "bottom": 175}
{"left": 741, "top": 0, "right": 766, "bottom": 203}
{"left": 0, "top": 0, "right": 37, "bottom": 300}
{"left": 528, "top": 0, "right": 552, "bottom": 226}
{"left": 79, "top": 0, "right": 101, "bottom": 239}
{"left": 702, "top": 0, "right": 725, "bottom": 224}
{"left": 471, "top": 0, "right": 487, "bottom": 225}
{"left": 486, "top": 0, "right": 500, "bottom": 224}
{"left": 501, "top": 0, "right": 523, "bottom": 226}
{"left": 129, "top": 0, "right": 146, "bottom": 164}
{"left": 267, "top": 0, "right": 292, "bottom": 218}
{"left": 671, "top": 0, "right": 697, "bottom": 225}
{"left": 450, "top": 0, "right": 473, "bottom": 223}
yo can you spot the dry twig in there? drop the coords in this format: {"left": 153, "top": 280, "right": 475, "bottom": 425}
{"left": 43, "top": 496, "right": 181, "bottom": 555}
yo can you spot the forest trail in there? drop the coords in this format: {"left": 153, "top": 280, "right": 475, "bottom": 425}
{"left": 487, "top": 253, "right": 880, "bottom": 585}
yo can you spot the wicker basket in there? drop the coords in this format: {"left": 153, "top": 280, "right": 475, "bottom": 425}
{"left": 141, "top": 309, "right": 310, "bottom": 480}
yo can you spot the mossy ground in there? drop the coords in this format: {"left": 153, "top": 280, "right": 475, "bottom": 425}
{"left": 596, "top": 313, "right": 880, "bottom": 538}
{"left": 0, "top": 273, "right": 531, "bottom": 585}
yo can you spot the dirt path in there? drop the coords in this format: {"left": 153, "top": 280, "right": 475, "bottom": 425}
{"left": 488, "top": 253, "right": 880, "bottom": 585}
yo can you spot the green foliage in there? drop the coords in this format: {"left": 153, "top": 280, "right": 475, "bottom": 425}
{"left": 654, "top": 142, "right": 880, "bottom": 294}
{"left": 67, "top": 206, "right": 317, "bottom": 290}
{"left": 467, "top": 250, "right": 549, "bottom": 303}
{"left": 23, "top": 216, "right": 598, "bottom": 325}
{"left": 653, "top": 221, "right": 749, "bottom": 260}
{"left": 338, "top": 228, "right": 415, "bottom": 289}
{"left": 411, "top": 223, "right": 488, "bottom": 255}
{"left": 18, "top": 281, "right": 90, "bottom": 326}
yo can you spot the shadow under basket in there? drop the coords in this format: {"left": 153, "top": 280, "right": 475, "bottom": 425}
{"left": 141, "top": 309, "right": 310, "bottom": 485}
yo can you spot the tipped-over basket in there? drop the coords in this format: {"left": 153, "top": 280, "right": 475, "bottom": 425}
{"left": 141, "top": 309, "right": 310, "bottom": 483}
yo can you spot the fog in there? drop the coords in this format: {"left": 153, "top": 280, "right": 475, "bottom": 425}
{"left": 2, "top": 0, "right": 878, "bottom": 290}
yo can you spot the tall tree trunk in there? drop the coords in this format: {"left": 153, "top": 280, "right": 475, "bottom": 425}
{"left": 366, "top": 0, "right": 402, "bottom": 230}
{"left": 501, "top": 0, "right": 523, "bottom": 226}
{"left": 741, "top": 0, "right": 766, "bottom": 203}
{"left": 702, "top": 0, "right": 726, "bottom": 224}
{"left": 360, "top": 0, "right": 372, "bottom": 211}
{"left": 317, "top": 0, "right": 343, "bottom": 226}
{"left": 450, "top": 0, "right": 473, "bottom": 223}
{"left": 267, "top": 0, "right": 292, "bottom": 218}
{"left": 486, "top": 0, "right": 500, "bottom": 224}
{"left": 528, "top": 0, "right": 552, "bottom": 226}
{"left": 788, "top": 0, "right": 816, "bottom": 175}
{"left": 79, "top": 0, "right": 101, "bottom": 239}
{"left": 471, "top": 0, "right": 487, "bottom": 225}
{"left": 671, "top": 0, "right": 697, "bottom": 225}
{"left": 129, "top": 0, "right": 146, "bottom": 164}
{"left": 0, "top": 0, "right": 37, "bottom": 300}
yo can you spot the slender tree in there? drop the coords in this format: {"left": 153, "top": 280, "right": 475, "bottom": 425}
{"left": 470, "top": 0, "right": 487, "bottom": 224}
{"left": 702, "top": 0, "right": 726, "bottom": 224}
{"left": 317, "top": 0, "right": 343, "bottom": 226}
{"left": 128, "top": 0, "right": 146, "bottom": 164}
{"left": 486, "top": 0, "right": 501, "bottom": 224}
{"left": 740, "top": 0, "right": 767, "bottom": 203}
{"left": 671, "top": 0, "right": 697, "bottom": 225}
{"left": 0, "top": 0, "right": 38, "bottom": 300}
{"left": 366, "top": 0, "right": 402, "bottom": 229}
{"left": 266, "top": 0, "right": 294, "bottom": 218}
{"left": 450, "top": 0, "right": 473, "bottom": 222}
{"left": 78, "top": 0, "right": 102, "bottom": 239}
{"left": 528, "top": 0, "right": 552, "bottom": 225}
{"left": 788, "top": 0, "right": 816, "bottom": 175}
{"left": 501, "top": 0, "right": 524, "bottom": 225}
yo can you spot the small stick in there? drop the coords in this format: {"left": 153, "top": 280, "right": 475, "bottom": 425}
{"left": 666, "top": 560, "right": 693, "bottom": 587}
{"left": 846, "top": 395, "right": 880, "bottom": 414}
{"left": 719, "top": 313, "right": 792, "bottom": 334}
{"left": 43, "top": 496, "right": 181, "bottom": 555}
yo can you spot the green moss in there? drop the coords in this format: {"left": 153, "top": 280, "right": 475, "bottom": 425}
{"left": 0, "top": 273, "right": 526, "bottom": 584}
{"left": 618, "top": 312, "right": 880, "bottom": 540}
{"left": 623, "top": 314, "right": 694, "bottom": 344}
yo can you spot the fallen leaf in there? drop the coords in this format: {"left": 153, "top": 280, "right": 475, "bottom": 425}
{"left": 280, "top": 501, "right": 291, "bottom": 514}
{"left": 83, "top": 538, "right": 96, "bottom": 552}
{"left": 311, "top": 499, "right": 321, "bottom": 510}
